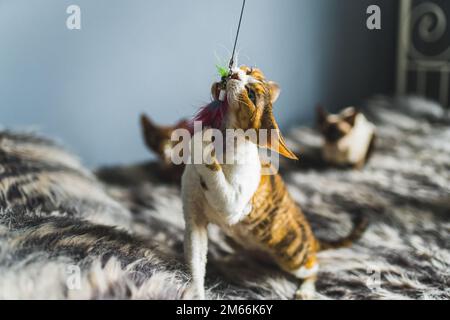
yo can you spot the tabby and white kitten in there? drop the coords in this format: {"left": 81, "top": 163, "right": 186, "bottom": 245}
{"left": 182, "top": 66, "right": 367, "bottom": 299}
{"left": 317, "top": 106, "right": 376, "bottom": 169}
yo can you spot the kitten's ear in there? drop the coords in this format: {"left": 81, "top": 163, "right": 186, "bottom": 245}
{"left": 141, "top": 114, "right": 156, "bottom": 132}
{"left": 268, "top": 81, "right": 281, "bottom": 104}
{"left": 317, "top": 105, "right": 328, "bottom": 125}
{"left": 341, "top": 107, "right": 358, "bottom": 126}
{"left": 259, "top": 108, "right": 298, "bottom": 160}
{"left": 140, "top": 114, "right": 158, "bottom": 150}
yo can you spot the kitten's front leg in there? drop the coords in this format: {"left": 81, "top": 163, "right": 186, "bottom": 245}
{"left": 192, "top": 130, "right": 254, "bottom": 225}
{"left": 295, "top": 276, "right": 317, "bottom": 300}
{"left": 182, "top": 165, "right": 209, "bottom": 299}
{"left": 183, "top": 197, "right": 209, "bottom": 299}
{"left": 195, "top": 161, "right": 253, "bottom": 225}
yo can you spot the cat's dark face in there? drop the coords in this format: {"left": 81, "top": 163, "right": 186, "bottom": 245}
{"left": 317, "top": 106, "right": 358, "bottom": 143}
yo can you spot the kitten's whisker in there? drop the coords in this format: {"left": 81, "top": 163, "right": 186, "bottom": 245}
{"left": 217, "top": 45, "right": 232, "bottom": 63}
{"left": 214, "top": 50, "right": 228, "bottom": 67}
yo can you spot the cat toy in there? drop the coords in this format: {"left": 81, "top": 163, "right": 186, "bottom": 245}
{"left": 217, "top": 0, "right": 246, "bottom": 102}
{"left": 190, "top": 0, "right": 247, "bottom": 131}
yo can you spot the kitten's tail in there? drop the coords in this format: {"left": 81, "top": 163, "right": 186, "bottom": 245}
{"left": 317, "top": 214, "right": 369, "bottom": 251}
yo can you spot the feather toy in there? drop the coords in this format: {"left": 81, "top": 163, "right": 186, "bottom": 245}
{"left": 187, "top": 99, "right": 228, "bottom": 135}
{"left": 186, "top": 65, "right": 230, "bottom": 134}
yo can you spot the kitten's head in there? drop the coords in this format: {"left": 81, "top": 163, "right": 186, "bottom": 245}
{"left": 210, "top": 66, "right": 297, "bottom": 160}
{"left": 317, "top": 106, "right": 359, "bottom": 143}
{"left": 141, "top": 114, "right": 188, "bottom": 164}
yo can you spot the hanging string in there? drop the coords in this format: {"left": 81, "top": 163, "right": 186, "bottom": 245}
{"left": 228, "top": 0, "right": 247, "bottom": 72}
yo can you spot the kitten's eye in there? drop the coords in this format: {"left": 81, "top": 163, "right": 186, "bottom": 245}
{"left": 246, "top": 87, "right": 257, "bottom": 105}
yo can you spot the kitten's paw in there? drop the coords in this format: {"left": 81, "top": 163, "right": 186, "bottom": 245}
{"left": 202, "top": 129, "right": 222, "bottom": 170}
{"left": 295, "top": 281, "right": 316, "bottom": 300}
{"left": 190, "top": 130, "right": 220, "bottom": 168}
{"left": 203, "top": 128, "right": 216, "bottom": 141}
{"left": 196, "top": 292, "right": 206, "bottom": 300}
{"left": 228, "top": 203, "right": 252, "bottom": 225}
{"left": 295, "top": 289, "right": 315, "bottom": 300}
{"left": 189, "top": 286, "right": 206, "bottom": 300}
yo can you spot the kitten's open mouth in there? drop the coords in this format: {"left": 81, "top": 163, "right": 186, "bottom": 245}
{"left": 188, "top": 82, "right": 230, "bottom": 132}
{"left": 213, "top": 81, "right": 228, "bottom": 104}
{"left": 213, "top": 74, "right": 241, "bottom": 103}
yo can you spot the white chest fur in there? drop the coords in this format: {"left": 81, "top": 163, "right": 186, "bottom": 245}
{"left": 182, "top": 133, "right": 261, "bottom": 226}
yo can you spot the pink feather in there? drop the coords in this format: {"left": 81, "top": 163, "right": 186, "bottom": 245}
{"left": 187, "top": 99, "right": 228, "bottom": 135}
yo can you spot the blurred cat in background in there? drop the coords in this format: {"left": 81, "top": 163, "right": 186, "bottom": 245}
{"left": 140, "top": 115, "right": 187, "bottom": 182}
{"left": 317, "top": 106, "right": 376, "bottom": 169}
{"left": 141, "top": 115, "right": 189, "bottom": 165}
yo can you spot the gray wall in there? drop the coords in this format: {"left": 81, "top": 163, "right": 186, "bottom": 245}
{"left": 0, "top": 0, "right": 397, "bottom": 167}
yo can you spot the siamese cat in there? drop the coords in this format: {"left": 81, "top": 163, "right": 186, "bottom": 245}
{"left": 317, "top": 106, "right": 376, "bottom": 169}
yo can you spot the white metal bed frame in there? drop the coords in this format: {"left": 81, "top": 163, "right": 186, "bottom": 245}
{"left": 396, "top": 0, "right": 450, "bottom": 108}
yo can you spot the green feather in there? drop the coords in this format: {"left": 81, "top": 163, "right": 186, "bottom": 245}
{"left": 216, "top": 64, "right": 229, "bottom": 78}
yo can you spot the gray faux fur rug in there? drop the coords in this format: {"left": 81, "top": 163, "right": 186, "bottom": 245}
{"left": 0, "top": 96, "right": 449, "bottom": 300}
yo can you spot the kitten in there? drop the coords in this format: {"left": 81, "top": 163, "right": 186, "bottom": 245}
{"left": 141, "top": 115, "right": 189, "bottom": 165}
{"left": 140, "top": 115, "right": 187, "bottom": 182}
{"left": 317, "top": 106, "right": 376, "bottom": 169}
{"left": 182, "top": 66, "right": 367, "bottom": 300}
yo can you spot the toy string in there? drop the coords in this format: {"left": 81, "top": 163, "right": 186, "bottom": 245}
{"left": 228, "top": 0, "right": 246, "bottom": 72}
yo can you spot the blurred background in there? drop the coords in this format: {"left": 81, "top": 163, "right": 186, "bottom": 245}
{"left": 0, "top": 0, "right": 410, "bottom": 167}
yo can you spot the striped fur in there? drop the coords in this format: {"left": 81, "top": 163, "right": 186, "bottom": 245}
{"left": 242, "top": 174, "right": 318, "bottom": 272}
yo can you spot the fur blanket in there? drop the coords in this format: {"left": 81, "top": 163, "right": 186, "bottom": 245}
{"left": 0, "top": 96, "right": 449, "bottom": 300}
